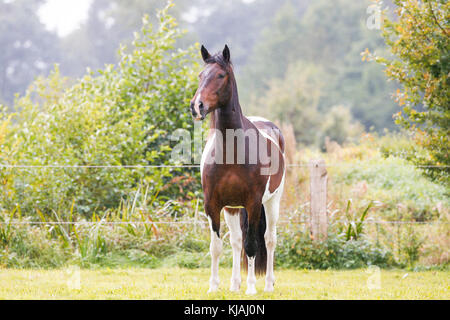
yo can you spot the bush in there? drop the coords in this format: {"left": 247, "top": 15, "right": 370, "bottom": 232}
{"left": 276, "top": 232, "right": 397, "bottom": 270}
{"left": 0, "top": 222, "right": 70, "bottom": 268}
{"left": 325, "top": 134, "right": 449, "bottom": 222}
{"left": 0, "top": 2, "right": 200, "bottom": 217}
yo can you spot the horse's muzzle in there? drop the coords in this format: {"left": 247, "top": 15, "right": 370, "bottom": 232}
{"left": 190, "top": 101, "right": 206, "bottom": 121}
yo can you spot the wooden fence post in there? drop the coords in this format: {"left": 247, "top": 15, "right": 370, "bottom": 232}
{"left": 309, "top": 159, "right": 328, "bottom": 241}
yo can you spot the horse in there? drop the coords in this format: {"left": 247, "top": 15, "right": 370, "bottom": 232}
{"left": 190, "top": 44, "right": 285, "bottom": 294}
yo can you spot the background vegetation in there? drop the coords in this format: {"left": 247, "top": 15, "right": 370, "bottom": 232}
{"left": 0, "top": 0, "right": 448, "bottom": 271}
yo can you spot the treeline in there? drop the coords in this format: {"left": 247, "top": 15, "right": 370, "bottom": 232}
{"left": 1, "top": 0, "right": 397, "bottom": 147}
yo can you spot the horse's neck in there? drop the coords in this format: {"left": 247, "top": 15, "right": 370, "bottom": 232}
{"left": 212, "top": 77, "right": 244, "bottom": 131}
{"left": 213, "top": 103, "right": 244, "bottom": 131}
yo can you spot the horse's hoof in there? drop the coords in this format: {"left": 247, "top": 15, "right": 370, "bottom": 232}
{"left": 264, "top": 285, "right": 274, "bottom": 292}
{"left": 207, "top": 287, "right": 218, "bottom": 294}
{"left": 230, "top": 284, "right": 240, "bottom": 292}
{"left": 230, "top": 285, "right": 240, "bottom": 292}
{"left": 230, "top": 279, "right": 241, "bottom": 292}
{"left": 245, "top": 287, "right": 257, "bottom": 295}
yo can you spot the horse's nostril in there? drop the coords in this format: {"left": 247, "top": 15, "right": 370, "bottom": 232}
{"left": 190, "top": 106, "right": 197, "bottom": 117}
{"left": 199, "top": 102, "right": 204, "bottom": 110}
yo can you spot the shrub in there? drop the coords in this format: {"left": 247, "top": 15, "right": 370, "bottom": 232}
{"left": 0, "top": 2, "right": 200, "bottom": 217}
{"left": 276, "top": 231, "right": 397, "bottom": 270}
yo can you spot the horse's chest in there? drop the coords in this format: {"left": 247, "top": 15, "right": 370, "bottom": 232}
{"left": 203, "top": 166, "right": 249, "bottom": 191}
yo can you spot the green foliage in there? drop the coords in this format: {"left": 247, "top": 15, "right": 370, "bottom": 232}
{"left": 399, "top": 224, "right": 425, "bottom": 268}
{"left": 342, "top": 200, "right": 373, "bottom": 241}
{"left": 249, "top": 62, "right": 323, "bottom": 146}
{"left": 0, "top": 203, "right": 398, "bottom": 270}
{"left": 276, "top": 232, "right": 396, "bottom": 270}
{"left": 0, "top": 2, "right": 200, "bottom": 216}
{"left": 241, "top": 0, "right": 398, "bottom": 134}
{"left": 327, "top": 136, "right": 449, "bottom": 222}
{"left": 370, "top": 0, "right": 450, "bottom": 184}
{"left": 319, "top": 105, "right": 364, "bottom": 151}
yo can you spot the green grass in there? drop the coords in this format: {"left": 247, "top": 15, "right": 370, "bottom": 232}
{"left": 0, "top": 268, "right": 448, "bottom": 299}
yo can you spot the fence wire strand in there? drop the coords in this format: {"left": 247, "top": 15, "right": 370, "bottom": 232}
{"left": 0, "top": 164, "right": 448, "bottom": 169}
{"left": 0, "top": 220, "right": 447, "bottom": 225}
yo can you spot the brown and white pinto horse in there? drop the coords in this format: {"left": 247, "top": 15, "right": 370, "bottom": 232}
{"left": 190, "top": 45, "right": 285, "bottom": 294}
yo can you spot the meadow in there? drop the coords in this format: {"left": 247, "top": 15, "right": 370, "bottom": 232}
{"left": 0, "top": 268, "right": 448, "bottom": 300}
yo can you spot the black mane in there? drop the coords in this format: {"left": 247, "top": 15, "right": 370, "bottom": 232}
{"left": 204, "top": 53, "right": 232, "bottom": 69}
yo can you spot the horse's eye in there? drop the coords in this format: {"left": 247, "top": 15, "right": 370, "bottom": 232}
{"left": 218, "top": 73, "right": 226, "bottom": 79}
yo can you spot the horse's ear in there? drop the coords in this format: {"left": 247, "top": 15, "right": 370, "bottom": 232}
{"left": 201, "top": 45, "right": 211, "bottom": 62}
{"left": 222, "top": 44, "right": 230, "bottom": 63}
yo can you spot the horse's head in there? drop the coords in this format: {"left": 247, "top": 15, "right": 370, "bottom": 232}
{"left": 190, "top": 45, "right": 233, "bottom": 121}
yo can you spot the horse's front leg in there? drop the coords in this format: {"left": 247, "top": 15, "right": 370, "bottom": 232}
{"left": 206, "top": 204, "right": 222, "bottom": 293}
{"left": 224, "top": 208, "right": 242, "bottom": 292}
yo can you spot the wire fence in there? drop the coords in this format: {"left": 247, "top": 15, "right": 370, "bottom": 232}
{"left": 0, "top": 219, "right": 447, "bottom": 226}
{"left": 0, "top": 164, "right": 448, "bottom": 169}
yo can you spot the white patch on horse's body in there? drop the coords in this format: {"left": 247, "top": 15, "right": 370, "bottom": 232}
{"left": 262, "top": 171, "right": 285, "bottom": 204}
{"left": 247, "top": 116, "right": 281, "bottom": 150}
{"left": 200, "top": 132, "right": 216, "bottom": 179}
{"left": 247, "top": 116, "right": 271, "bottom": 123}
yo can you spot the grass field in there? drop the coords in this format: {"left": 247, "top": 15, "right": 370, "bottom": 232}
{"left": 0, "top": 268, "right": 448, "bottom": 300}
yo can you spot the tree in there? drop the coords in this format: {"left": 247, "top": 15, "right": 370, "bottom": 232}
{"left": 318, "top": 105, "right": 364, "bottom": 151}
{"left": 239, "top": 0, "right": 308, "bottom": 103}
{"left": 250, "top": 61, "right": 323, "bottom": 146}
{"left": 239, "top": 0, "right": 398, "bottom": 132}
{"left": 59, "top": 0, "right": 168, "bottom": 77}
{"left": 0, "top": 0, "right": 61, "bottom": 106}
{"left": 1, "top": 2, "right": 199, "bottom": 215}
{"left": 368, "top": 0, "right": 449, "bottom": 184}
{"left": 59, "top": 0, "right": 193, "bottom": 78}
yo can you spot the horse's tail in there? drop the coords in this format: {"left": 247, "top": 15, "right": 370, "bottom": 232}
{"left": 240, "top": 206, "right": 267, "bottom": 276}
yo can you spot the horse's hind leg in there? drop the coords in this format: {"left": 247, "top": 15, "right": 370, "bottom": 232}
{"left": 224, "top": 208, "right": 242, "bottom": 292}
{"left": 206, "top": 205, "right": 222, "bottom": 293}
{"left": 263, "top": 188, "right": 283, "bottom": 292}
{"left": 243, "top": 202, "right": 262, "bottom": 295}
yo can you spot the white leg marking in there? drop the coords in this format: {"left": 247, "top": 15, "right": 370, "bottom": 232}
{"left": 246, "top": 256, "right": 257, "bottom": 295}
{"left": 263, "top": 175, "right": 284, "bottom": 292}
{"left": 224, "top": 209, "right": 242, "bottom": 292}
{"left": 207, "top": 216, "right": 222, "bottom": 293}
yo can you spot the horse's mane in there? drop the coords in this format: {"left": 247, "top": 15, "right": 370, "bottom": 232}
{"left": 204, "top": 53, "right": 233, "bottom": 70}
